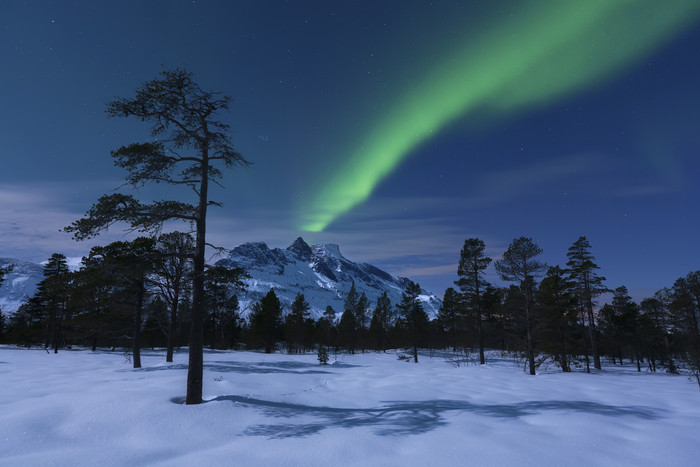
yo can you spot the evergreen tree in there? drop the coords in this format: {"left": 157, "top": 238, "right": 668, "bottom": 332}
{"left": 6, "top": 301, "right": 43, "bottom": 346}
{"left": 69, "top": 252, "right": 132, "bottom": 351}
{"left": 64, "top": 69, "right": 251, "bottom": 404}
{"left": 318, "top": 305, "right": 337, "bottom": 350}
{"left": 142, "top": 296, "right": 169, "bottom": 348}
{"left": 369, "top": 291, "right": 393, "bottom": 351}
{"left": 204, "top": 265, "right": 246, "bottom": 350}
{"left": 436, "top": 287, "right": 462, "bottom": 352}
{"left": 670, "top": 271, "right": 700, "bottom": 387}
{"left": 151, "top": 232, "right": 194, "bottom": 362}
{"left": 537, "top": 266, "right": 577, "bottom": 372}
{"left": 339, "top": 282, "right": 359, "bottom": 353}
{"left": 500, "top": 285, "right": 527, "bottom": 353}
{"left": 671, "top": 271, "right": 700, "bottom": 339}
{"left": 397, "top": 281, "right": 429, "bottom": 363}
{"left": 566, "top": 236, "right": 607, "bottom": 371}
{"left": 355, "top": 292, "right": 370, "bottom": 352}
{"left": 481, "top": 283, "right": 505, "bottom": 350}
{"left": 495, "top": 237, "right": 546, "bottom": 375}
{"left": 640, "top": 290, "right": 676, "bottom": 373}
{"left": 612, "top": 286, "right": 642, "bottom": 371}
{"left": 35, "top": 254, "right": 71, "bottom": 353}
{"left": 84, "top": 239, "right": 156, "bottom": 367}
{"left": 249, "top": 289, "right": 282, "bottom": 353}
{"left": 285, "top": 293, "right": 311, "bottom": 353}
{"left": 456, "top": 238, "right": 492, "bottom": 364}
{"left": 317, "top": 344, "right": 329, "bottom": 365}
{"left": 636, "top": 297, "right": 662, "bottom": 372}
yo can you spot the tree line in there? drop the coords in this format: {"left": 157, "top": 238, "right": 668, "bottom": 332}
{"left": 1, "top": 233, "right": 698, "bottom": 387}
{"left": 0, "top": 235, "right": 244, "bottom": 365}
{"left": 0, "top": 244, "right": 430, "bottom": 363}
{"left": 440, "top": 235, "right": 700, "bottom": 384}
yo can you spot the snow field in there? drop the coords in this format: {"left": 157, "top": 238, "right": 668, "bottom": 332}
{"left": 1, "top": 347, "right": 699, "bottom": 466}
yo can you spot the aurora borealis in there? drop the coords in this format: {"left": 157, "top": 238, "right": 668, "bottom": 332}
{"left": 2, "top": 0, "right": 700, "bottom": 298}
{"left": 300, "top": 0, "right": 700, "bottom": 232}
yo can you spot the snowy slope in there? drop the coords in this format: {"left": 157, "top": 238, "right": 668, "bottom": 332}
{"left": 216, "top": 237, "right": 442, "bottom": 319}
{"left": 0, "top": 258, "right": 43, "bottom": 314}
{"left": 1, "top": 346, "right": 699, "bottom": 467}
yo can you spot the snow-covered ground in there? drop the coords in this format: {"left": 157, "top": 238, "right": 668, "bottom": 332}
{"left": 1, "top": 346, "right": 699, "bottom": 466}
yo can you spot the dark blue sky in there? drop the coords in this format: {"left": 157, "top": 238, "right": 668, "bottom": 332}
{"left": 1, "top": 1, "right": 699, "bottom": 300}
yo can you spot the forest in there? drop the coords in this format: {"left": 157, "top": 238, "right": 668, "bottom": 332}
{"left": 1, "top": 234, "right": 699, "bottom": 388}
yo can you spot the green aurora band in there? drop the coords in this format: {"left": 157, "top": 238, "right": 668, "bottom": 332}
{"left": 300, "top": 0, "right": 700, "bottom": 232}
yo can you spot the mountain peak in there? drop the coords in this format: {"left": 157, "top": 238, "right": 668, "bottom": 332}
{"left": 313, "top": 243, "right": 343, "bottom": 259}
{"left": 287, "top": 237, "right": 313, "bottom": 261}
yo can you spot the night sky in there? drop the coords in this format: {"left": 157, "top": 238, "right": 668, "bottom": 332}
{"left": 2, "top": 0, "right": 699, "bottom": 300}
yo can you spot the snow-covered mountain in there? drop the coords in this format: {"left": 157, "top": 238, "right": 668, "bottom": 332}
{"left": 216, "top": 237, "right": 442, "bottom": 319}
{"left": 0, "top": 239, "right": 442, "bottom": 320}
{"left": 0, "top": 258, "right": 44, "bottom": 314}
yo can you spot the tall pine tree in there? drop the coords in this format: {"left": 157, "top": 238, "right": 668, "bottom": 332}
{"left": 437, "top": 287, "right": 462, "bottom": 352}
{"left": 249, "top": 289, "right": 282, "bottom": 353}
{"left": 495, "top": 237, "right": 546, "bottom": 375}
{"left": 285, "top": 293, "right": 311, "bottom": 353}
{"left": 151, "top": 232, "right": 194, "bottom": 362}
{"left": 537, "top": 266, "right": 577, "bottom": 372}
{"left": 35, "top": 254, "right": 71, "bottom": 353}
{"left": 339, "top": 282, "right": 359, "bottom": 354}
{"left": 456, "top": 238, "right": 492, "bottom": 364}
{"left": 566, "top": 236, "right": 607, "bottom": 371}
{"left": 397, "top": 281, "right": 429, "bottom": 363}
{"left": 64, "top": 69, "right": 250, "bottom": 404}
{"left": 369, "top": 292, "right": 393, "bottom": 352}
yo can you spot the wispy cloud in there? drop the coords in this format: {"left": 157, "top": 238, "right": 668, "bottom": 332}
{"left": 0, "top": 182, "right": 141, "bottom": 262}
{"left": 471, "top": 153, "right": 601, "bottom": 206}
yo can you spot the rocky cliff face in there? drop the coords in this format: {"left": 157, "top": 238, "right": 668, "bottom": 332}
{"left": 217, "top": 237, "right": 441, "bottom": 319}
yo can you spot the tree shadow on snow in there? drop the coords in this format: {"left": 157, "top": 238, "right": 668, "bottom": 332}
{"left": 205, "top": 360, "right": 335, "bottom": 375}
{"left": 136, "top": 360, "right": 338, "bottom": 375}
{"left": 207, "top": 396, "right": 666, "bottom": 439}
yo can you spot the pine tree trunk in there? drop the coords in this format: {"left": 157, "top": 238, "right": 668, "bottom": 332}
{"left": 186, "top": 148, "right": 209, "bottom": 405}
{"left": 413, "top": 305, "right": 419, "bottom": 363}
{"left": 526, "top": 330, "right": 536, "bottom": 375}
{"left": 559, "top": 325, "right": 569, "bottom": 372}
{"left": 452, "top": 322, "right": 457, "bottom": 353}
{"left": 476, "top": 283, "right": 485, "bottom": 365}
{"left": 166, "top": 289, "right": 179, "bottom": 363}
{"left": 187, "top": 229, "right": 205, "bottom": 403}
{"left": 585, "top": 280, "right": 601, "bottom": 370}
{"left": 133, "top": 277, "right": 144, "bottom": 369}
{"left": 525, "top": 290, "right": 536, "bottom": 375}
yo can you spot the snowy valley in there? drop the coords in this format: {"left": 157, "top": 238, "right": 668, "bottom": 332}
{"left": 1, "top": 346, "right": 698, "bottom": 466}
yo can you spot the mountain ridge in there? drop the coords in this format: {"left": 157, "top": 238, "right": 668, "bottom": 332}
{"left": 0, "top": 239, "right": 442, "bottom": 320}
{"left": 216, "top": 237, "right": 441, "bottom": 319}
